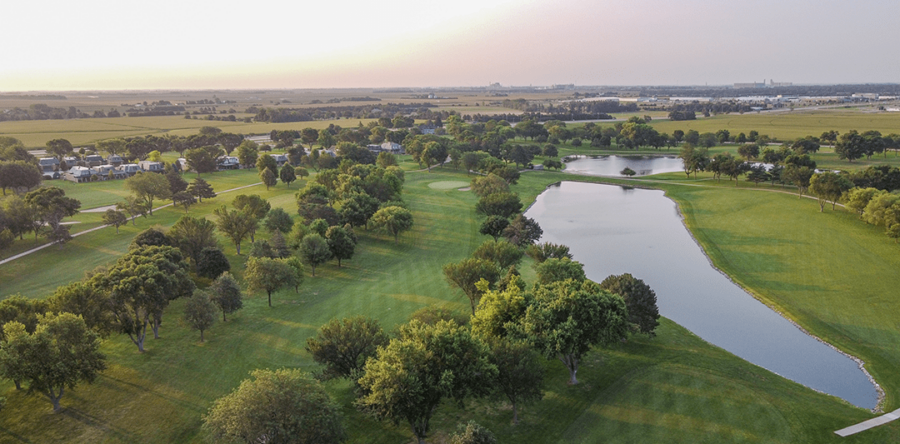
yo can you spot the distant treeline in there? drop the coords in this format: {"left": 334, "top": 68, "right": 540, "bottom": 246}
{"left": 628, "top": 84, "right": 900, "bottom": 98}
{"left": 0, "top": 94, "right": 67, "bottom": 100}
{"left": 501, "top": 98, "right": 638, "bottom": 115}
{"left": 249, "top": 102, "right": 438, "bottom": 123}
{"left": 467, "top": 112, "right": 614, "bottom": 123}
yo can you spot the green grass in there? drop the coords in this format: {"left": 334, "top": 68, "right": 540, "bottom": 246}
{"left": 1, "top": 167, "right": 899, "bottom": 442}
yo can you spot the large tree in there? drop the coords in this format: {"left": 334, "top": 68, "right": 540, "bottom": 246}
{"left": 523, "top": 279, "right": 629, "bottom": 385}
{"left": 101, "top": 208, "right": 128, "bottom": 234}
{"left": 502, "top": 214, "right": 543, "bottom": 248}
{"left": 92, "top": 245, "right": 194, "bottom": 351}
{"left": 472, "top": 239, "right": 523, "bottom": 270}
{"left": 213, "top": 206, "right": 254, "bottom": 254}
{"left": 357, "top": 320, "right": 496, "bottom": 444}
{"left": 836, "top": 130, "right": 866, "bottom": 162}
{"left": 298, "top": 233, "right": 332, "bottom": 276}
{"left": 599, "top": 273, "right": 660, "bottom": 337}
{"left": 487, "top": 338, "right": 544, "bottom": 425}
{"left": 443, "top": 258, "right": 501, "bottom": 314}
{"left": 0, "top": 313, "right": 106, "bottom": 412}
{"left": 208, "top": 272, "right": 243, "bottom": 322}
{"left": 187, "top": 177, "right": 216, "bottom": 203}
{"left": 371, "top": 206, "right": 413, "bottom": 243}
{"left": 809, "top": 171, "right": 853, "bottom": 211}
{"left": 470, "top": 174, "right": 509, "bottom": 198}
{"left": 479, "top": 215, "right": 510, "bottom": 241}
{"left": 233, "top": 194, "right": 270, "bottom": 243}
{"left": 306, "top": 316, "right": 389, "bottom": 381}
{"left": 475, "top": 192, "right": 522, "bottom": 219}
{"left": 0, "top": 161, "right": 42, "bottom": 195}
{"left": 168, "top": 215, "right": 218, "bottom": 265}
{"left": 203, "top": 368, "right": 346, "bottom": 444}
{"left": 125, "top": 172, "right": 171, "bottom": 216}
{"left": 244, "top": 257, "right": 297, "bottom": 307}
{"left": 279, "top": 164, "right": 297, "bottom": 188}
{"left": 184, "top": 146, "right": 222, "bottom": 176}
{"left": 24, "top": 187, "right": 80, "bottom": 240}
{"left": 325, "top": 225, "right": 356, "bottom": 267}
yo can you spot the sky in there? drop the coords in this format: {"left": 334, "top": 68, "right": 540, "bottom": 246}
{"left": 2, "top": 0, "right": 898, "bottom": 91}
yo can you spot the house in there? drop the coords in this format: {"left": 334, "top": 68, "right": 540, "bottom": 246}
{"left": 96, "top": 165, "right": 128, "bottom": 180}
{"left": 62, "top": 156, "right": 80, "bottom": 170}
{"left": 84, "top": 155, "right": 105, "bottom": 167}
{"left": 532, "top": 164, "right": 544, "bottom": 170}
{"left": 380, "top": 142, "right": 403, "bottom": 154}
{"left": 117, "top": 164, "right": 142, "bottom": 176}
{"left": 64, "top": 166, "right": 97, "bottom": 183}
{"left": 138, "top": 161, "right": 165, "bottom": 173}
{"left": 366, "top": 144, "right": 383, "bottom": 152}
{"left": 271, "top": 154, "right": 289, "bottom": 167}
{"left": 38, "top": 158, "right": 59, "bottom": 174}
{"left": 107, "top": 155, "right": 124, "bottom": 167}
{"left": 216, "top": 156, "right": 240, "bottom": 170}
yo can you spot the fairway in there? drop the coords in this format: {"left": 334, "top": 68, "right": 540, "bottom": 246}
{"left": 1, "top": 167, "right": 899, "bottom": 442}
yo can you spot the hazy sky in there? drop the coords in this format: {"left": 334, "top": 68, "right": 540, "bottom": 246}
{"left": 2, "top": 0, "right": 898, "bottom": 90}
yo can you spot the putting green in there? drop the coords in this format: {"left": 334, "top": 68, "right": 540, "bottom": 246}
{"left": 427, "top": 180, "right": 469, "bottom": 190}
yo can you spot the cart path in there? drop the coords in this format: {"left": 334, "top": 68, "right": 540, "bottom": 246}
{"left": 835, "top": 408, "right": 900, "bottom": 437}
{"left": 0, "top": 182, "right": 262, "bottom": 266}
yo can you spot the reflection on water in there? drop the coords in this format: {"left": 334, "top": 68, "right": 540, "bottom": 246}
{"left": 564, "top": 155, "right": 684, "bottom": 176}
{"left": 525, "top": 181, "right": 877, "bottom": 409}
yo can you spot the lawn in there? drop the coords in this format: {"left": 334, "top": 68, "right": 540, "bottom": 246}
{"left": 0, "top": 167, "right": 898, "bottom": 443}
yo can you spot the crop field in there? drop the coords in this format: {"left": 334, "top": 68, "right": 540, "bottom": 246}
{"left": 646, "top": 108, "right": 900, "bottom": 141}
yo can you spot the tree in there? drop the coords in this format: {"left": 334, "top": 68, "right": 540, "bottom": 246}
{"left": 535, "top": 257, "right": 586, "bottom": 285}
{"left": 295, "top": 166, "right": 309, "bottom": 180}
{"left": 130, "top": 227, "right": 172, "bottom": 249}
{"left": 836, "top": 130, "right": 866, "bottom": 162}
{"left": 183, "top": 291, "right": 216, "bottom": 342}
{"left": 23, "top": 187, "right": 80, "bottom": 240}
{"left": 244, "top": 257, "right": 297, "bottom": 307}
{"left": 317, "top": 129, "right": 335, "bottom": 149}
{"left": 264, "top": 207, "right": 294, "bottom": 233}
{"left": 783, "top": 165, "right": 815, "bottom": 197}
{"left": 184, "top": 146, "right": 222, "bottom": 176}
{"left": 0, "top": 161, "right": 42, "bottom": 195}
{"left": 475, "top": 192, "right": 522, "bottom": 219}
{"left": 791, "top": 136, "right": 821, "bottom": 155}
{"left": 443, "top": 258, "right": 501, "bottom": 314}
{"left": 248, "top": 240, "right": 276, "bottom": 259}
{"left": 173, "top": 191, "right": 196, "bottom": 212}
{"left": 187, "top": 177, "right": 216, "bottom": 203}
{"left": 472, "top": 239, "right": 523, "bottom": 270}
{"left": 214, "top": 206, "right": 254, "bottom": 254}
{"left": 325, "top": 225, "right": 356, "bottom": 267}
{"left": 260, "top": 167, "right": 277, "bottom": 190}
{"left": 305, "top": 316, "right": 389, "bottom": 381}
{"left": 168, "top": 215, "right": 218, "bottom": 265}
{"left": 47, "top": 281, "right": 116, "bottom": 338}
{"left": 45, "top": 139, "right": 73, "bottom": 160}
{"left": 809, "top": 172, "right": 853, "bottom": 211}
{"left": 125, "top": 172, "right": 171, "bottom": 216}
{"left": 745, "top": 164, "right": 770, "bottom": 186}
{"left": 502, "top": 214, "right": 543, "bottom": 248}
{"left": 843, "top": 187, "right": 880, "bottom": 217}
{"left": 357, "top": 320, "right": 496, "bottom": 444}
{"left": 197, "top": 247, "right": 231, "bottom": 279}
{"left": 524, "top": 279, "right": 629, "bottom": 385}
{"left": 525, "top": 242, "right": 572, "bottom": 263}
{"left": 203, "top": 368, "right": 345, "bottom": 444}
{"left": 376, "top": 152, "right": 398, "bottom": 168}
{"left": 371, "top": 206, "right": 413, "bottom": 243}
{"left": 737, "top": 143, "right": 760, "bottom": 160}
{"left": 487, "top": 339, "right": 544, "bottom": 425}
{"left": 279, "top": 164, "right": 297, "bottom": 188}
{"left": 236, "top": 141, "right": 259, "bottom": 169}
{"left": 339, "top": 192, "right": 380, "bottom": 228}
{"left": 101, "top": 209, "right": 127, "bottom": 234}
{"left": 209, "top": 272, "right": 243, "bottom": 321}
{"left": 599, "top": 273, "right": 660, "bottom": 337}
{"left": 450, "top": 421, "right": 497, "bottom": 444}
{"left": 233, "top": 194, "right": 270, "bottom": 243}
{"left": 470, "top": 174, "right": 509, "bottom": 198}
{"left": 299, "top": 233, "right": 332, "bottom": 276}
{"left": 117, "top": 196, "right": 150, "bottom": 225}
{"left": 408, "top": 306, "right": 470, "bottom": 327}
{"left": 92, "top": 245, "right": 194, "bottom": 350}
{"left": 479, "top": 216, "right": 510, "bottom": 241}
{"left": 0, "top": 313, "right": 106, "bottom": 412}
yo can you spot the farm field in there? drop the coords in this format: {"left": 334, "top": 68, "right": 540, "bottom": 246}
{"left": 0, "top": 166, "right": 898, "bottom": 442}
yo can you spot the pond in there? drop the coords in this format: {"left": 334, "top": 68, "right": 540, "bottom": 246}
{"left": 525, "top": 181, "right": 878, "bottom": 409}
{"left": 563, "top": 155, "right": 684, "bottom": 177}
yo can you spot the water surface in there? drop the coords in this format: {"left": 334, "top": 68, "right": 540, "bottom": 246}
{"left": 525, "top": 181, "right": 877, "bottom": 409}
{"left": 564, "top": 155, "right": 684, "bottom": 176}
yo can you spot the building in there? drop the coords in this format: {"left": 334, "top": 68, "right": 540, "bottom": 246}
{"left": 217, "top": 156, "right": 240, "bottom": 170}
{"left": 380, "top": 142, "right": 403, "bottom": 154}
{"left": 64, "top": 166, "right": 96, "bottom": 183}
{"left": 38, "top": 158, "right": 59, "bottom": 175}
{"left": 107, "top": 155, "right": 124, "bottom": 167}
{"left": 117, "top": 164, "right": 141, "bottom": 176}
{"left": 138, "top": 161, "right": 165, "bottom": 173}
{"left": 271, "top": 154, "right": 289, "bottom": 167}
{"left": 84, "top": 155, "right": 105, "bottom": 167}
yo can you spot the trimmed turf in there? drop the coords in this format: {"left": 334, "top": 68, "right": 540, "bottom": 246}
{"left": 0, "top": 168, "right": 898, "bottom": 442}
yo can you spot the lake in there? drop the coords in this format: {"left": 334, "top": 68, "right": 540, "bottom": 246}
{"left": 563, "top": 155, "right": 684, "bottom": 176}
{"left": 525, "top": 181, "right": 878, "bottom": 409}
